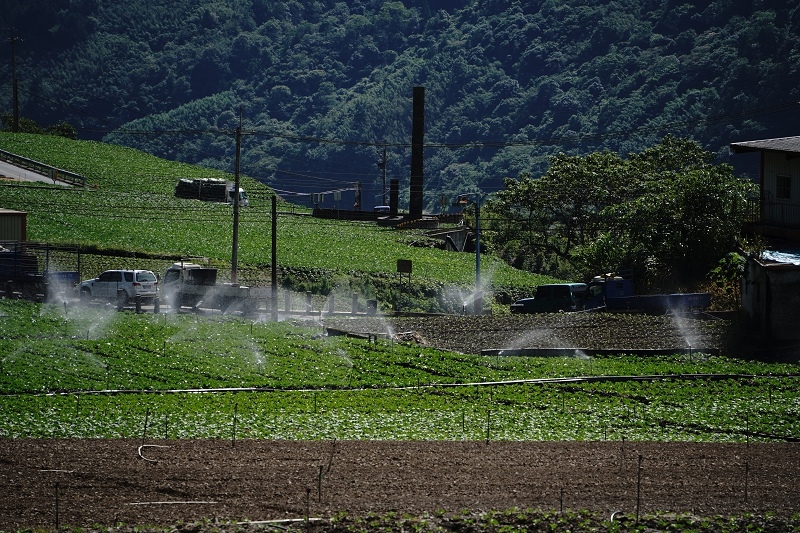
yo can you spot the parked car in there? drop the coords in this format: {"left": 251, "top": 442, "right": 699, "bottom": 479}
{"left": 79, "top": 269, "right": 159, "bottom": 304}
{"left": 510, "top": 283, "right": 588, "bottom": 313}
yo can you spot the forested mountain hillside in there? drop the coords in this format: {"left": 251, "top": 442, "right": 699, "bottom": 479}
{"left": 2, "top": 0, "right": 799, "bottom": 211}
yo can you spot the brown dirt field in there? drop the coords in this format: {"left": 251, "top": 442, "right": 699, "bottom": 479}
{"left": 325, "top": 313, "right": 732, "bottom": 355}
{"left": 2, "top": 439, "right": 799, "bottom": 530}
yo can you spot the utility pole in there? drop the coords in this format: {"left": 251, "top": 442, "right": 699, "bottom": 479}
{"left": 354, "top": 181, "right": 362, "bottom": 210}
{"left": 377, "top": 142, "right": 387, "bottom": 205}
{"left": 5, "top": 28, "right": 20, "bottom": 133}
{"left": 231, "top": 110, "right": 242, "bottom": 284}
{"left": 474, "top": 198, "right": 482, "bottom": 315}
{"left": 456, "top": 193, "right": 488, "bottom": 315}
{"left": 271, "top": 195, "right": 278, "bottom": 322}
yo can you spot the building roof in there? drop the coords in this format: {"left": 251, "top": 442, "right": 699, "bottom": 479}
{"left": 730, "top": 136, "right": 800, "bottom": 154}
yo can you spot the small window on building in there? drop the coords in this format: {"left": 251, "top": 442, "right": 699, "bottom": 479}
{"left": 776, "top": 175, "right": 791, "bottom": 200}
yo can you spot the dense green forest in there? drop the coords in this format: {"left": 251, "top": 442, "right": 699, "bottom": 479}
{"left": 2, "top": 0, "right": 799, "bottom": 212}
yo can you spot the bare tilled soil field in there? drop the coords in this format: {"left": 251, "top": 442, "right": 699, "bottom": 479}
{"left": 326, "top": 312, "right": 733, "bottom": 355}
{"left": 3, "top": 313, "right": 796, "bottom": 532}
{"left": 2, "top": 440, "right": 799, "bottom": 532}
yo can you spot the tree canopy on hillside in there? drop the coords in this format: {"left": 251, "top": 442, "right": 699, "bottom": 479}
{"left": 2, "top": 0, "right": 799, "bottom": 212}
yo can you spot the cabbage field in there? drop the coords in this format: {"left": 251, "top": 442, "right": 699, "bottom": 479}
{"left": 2, "top": 299, "right": 798, "bottom": 443}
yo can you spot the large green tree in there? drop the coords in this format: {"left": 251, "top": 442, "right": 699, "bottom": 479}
{"left": 486, "top": 136, "right": 756, "bottom": 289}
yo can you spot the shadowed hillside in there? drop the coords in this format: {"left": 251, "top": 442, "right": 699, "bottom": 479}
{"left": 2, "top": 0, "right": 799, "bottom": 211}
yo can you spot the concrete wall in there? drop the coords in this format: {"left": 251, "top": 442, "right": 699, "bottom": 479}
{"left": 742, "top": 256, "right": 800, "bottom": 341}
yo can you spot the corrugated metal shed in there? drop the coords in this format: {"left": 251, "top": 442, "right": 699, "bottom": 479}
{"left": 0, "top": 209, "right": 27, "bottom": 242}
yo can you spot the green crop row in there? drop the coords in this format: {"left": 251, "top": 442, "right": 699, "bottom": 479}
{"left": 2, "top": 379, "right": 798, "bottom": 441}
{"left": 1, "top": 300, "right": 798, "bottom": 441}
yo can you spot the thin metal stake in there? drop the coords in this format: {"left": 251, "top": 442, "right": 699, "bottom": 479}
{"left": 232, "top": 402, "right": 238, "bottom": 447}
{"left": 636, "top": 454, "right": 643, "bottom": 523}
{"left": 306, "top": 487, "right": 311, "bottom": 522}
{"left": 141, "top": 408, "right": 150, "bottom": 446}
{"left": 746, "top": 415, "right": 750, "bottom": 448}
{"left": 318, "top": 465, "right": 324, "bottom": 502}
{"left": 55, "top": 481, "right": 60, "bottom": 532}
{"left": 745, "top": 460, "right": 749, "bottom": 503}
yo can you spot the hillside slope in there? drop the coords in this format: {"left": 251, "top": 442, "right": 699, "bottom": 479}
{"left": 0, "top": 132, "right": 554, "bottom": 311}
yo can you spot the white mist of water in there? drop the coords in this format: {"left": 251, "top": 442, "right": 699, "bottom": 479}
{"left": 243, "top": 335, "right": 267, "bottom": 375}
{"left": 456, "top": 260, "right": 499, "bottom": 312}
{"left": 49, "top": 302, "right": 119, "bottom": 340}
{"left": 497, "top": 323, "right": 593, "bottom": 361}
{"left": 501, "top": 326, "right": 570, "bottom": 351}
{"left": 669, "top": 310, "right": 702, "bottom": 353}
{"left": 316, "top": 283, "right": 352, "bottom": 326}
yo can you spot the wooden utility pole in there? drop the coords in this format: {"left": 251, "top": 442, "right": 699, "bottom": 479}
{"left": 271, "top": 195, "right": 278, "bottom": 321}
{"left": 231, "top": 111, "right": 242, "bottom": 283}
{"left": 378, "top": 142, "right": 387, "bottom": 205}
{"left": 8, "top": 28, "right": 20, "bottom": 133}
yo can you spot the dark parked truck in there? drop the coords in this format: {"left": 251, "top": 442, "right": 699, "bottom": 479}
{"left": 161, "top": 262, "right": 266, "bottom": 312}
{"left": 585, "top": 275, "right": 711, "bottom": 314}
{"left": 510, "top": 283, "right": 588, "bottom": 313}
{"left": 0, "top": 245, "right": 79, "bottom": 300}
{"left": 510, "top": 276, "right": 711, "bottom": 314}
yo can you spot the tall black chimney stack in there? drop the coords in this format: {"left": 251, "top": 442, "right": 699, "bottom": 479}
{"left": 409, "top": 86, "right": 425, "bottom": 217}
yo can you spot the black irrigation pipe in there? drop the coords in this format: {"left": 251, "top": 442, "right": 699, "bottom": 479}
{"left": 480, "top": 347, "right": 722, "bottom": 357}
{"left": 6, "top": 371, "right": 799, "bottom": 397}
